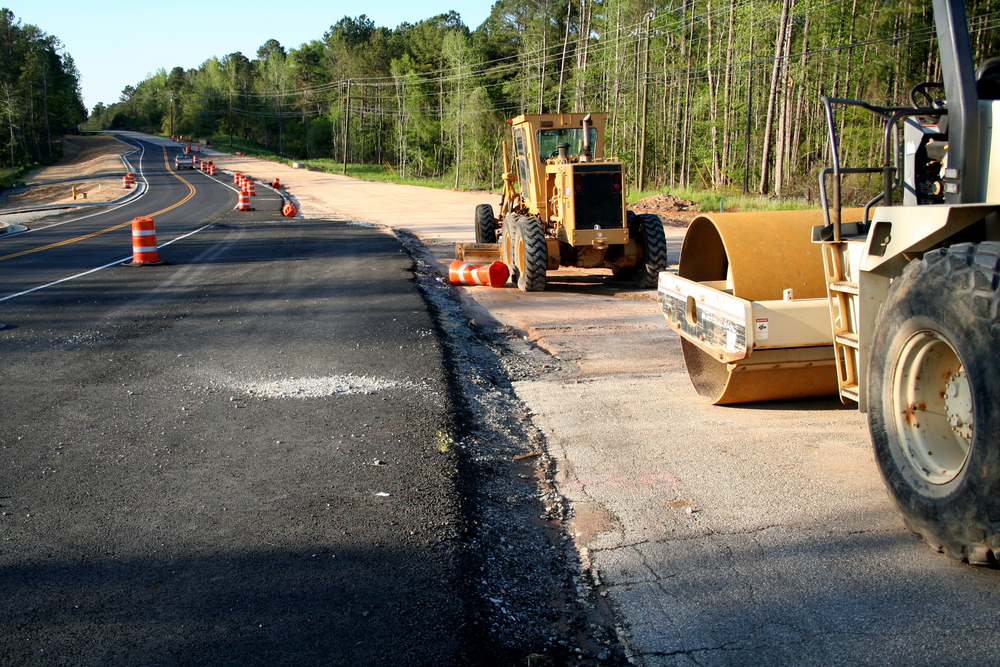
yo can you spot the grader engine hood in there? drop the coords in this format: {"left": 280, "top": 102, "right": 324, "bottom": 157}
{"left": 556, "top": 163, "right": 626, "bottom": 246}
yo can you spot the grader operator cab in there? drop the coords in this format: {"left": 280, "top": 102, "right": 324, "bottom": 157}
{"left": 460, "top": 112, "right": 667, "bottom": 292}
{"left": 659, "top": 0, "right": 1000, "bottom": 564}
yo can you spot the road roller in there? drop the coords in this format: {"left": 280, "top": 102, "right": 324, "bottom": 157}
{"left": 659, "top": 0, "right": 1000, "bottom": 564}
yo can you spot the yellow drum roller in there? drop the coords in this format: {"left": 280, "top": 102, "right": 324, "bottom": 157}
{"left": 658, "top": 209, "right": 862, "bottom": 404}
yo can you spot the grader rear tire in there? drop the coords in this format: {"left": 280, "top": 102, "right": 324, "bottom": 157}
{"left": 868, "top": 242, "right": 1000, "bottom": 565}
{"left": 634, "top": 213, "right": 667, "bottom": 289}
{"left": 475, "top": 204, "right": 496, "bottom": 244}
{"left": 515, "top": 216, "right": 547, "bottom": 292}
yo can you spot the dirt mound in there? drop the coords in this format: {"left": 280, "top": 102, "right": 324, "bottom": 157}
{"left": 629, "top": 192, "right": 699, "bottom": 227}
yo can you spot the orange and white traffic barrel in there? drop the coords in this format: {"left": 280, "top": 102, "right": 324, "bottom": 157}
{"left": 122, "top": 174, "right": 131, "bottom": 189}
{"left": 237, "top": 188, "right": 251, "bottom": 211}
{"left": 246, "top": 180, "right": 255, "bottom": 196}
{"left": 208, "top": 162, "right": 216, "bottom": 176}
{"left": 448, "top": 260, "right": 510, "bottom": 287}
{"left": 233, "top": 172, "right": 241, "bottom": 184}
{"left": 122, "top": 217, "right": 166, "bottom": 266}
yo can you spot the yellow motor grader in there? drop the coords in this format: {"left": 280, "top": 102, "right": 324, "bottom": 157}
{"left": 459, "top": 112, "right": 667, "bottom": 292}
{"left": 659, "top": 0, "right": 1000, "bottom": 564}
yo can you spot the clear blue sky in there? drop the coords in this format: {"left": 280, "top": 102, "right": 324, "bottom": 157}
{"left": 10, "top": 1, "right": 494, "bottom": 111}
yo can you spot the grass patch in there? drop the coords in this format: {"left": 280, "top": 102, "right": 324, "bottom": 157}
{"left": 628, "top": 185, "right": 818, "bottom": 213}
{"left": 203, "top": 135, "right": 458, "bottom": 190}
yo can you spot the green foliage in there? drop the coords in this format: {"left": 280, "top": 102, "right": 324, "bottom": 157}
{"left": 0, "top": 9, "right": 86, "bottom": 175}
{"left": 83, "top": 1, "right": 1000, "bottom": 203}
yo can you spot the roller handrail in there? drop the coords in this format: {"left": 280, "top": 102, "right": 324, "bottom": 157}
{"left": 819, "top": 96, "right": 942, "bottom": 241}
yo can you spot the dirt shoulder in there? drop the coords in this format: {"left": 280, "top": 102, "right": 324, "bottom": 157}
{"left": 1, "top": 134, "right": 133, "bottom": 209}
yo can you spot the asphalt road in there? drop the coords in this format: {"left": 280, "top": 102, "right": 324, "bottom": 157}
{"left": 0, "top": 207, "right": 480, "bottom": 664}
{"left": 0, "top": 145, "right": 622, "bottom": 666}
{"left": 0, "top": 135, "right": 245, "bottom": 298}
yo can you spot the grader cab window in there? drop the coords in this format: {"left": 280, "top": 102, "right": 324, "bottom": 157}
{"left": 514, "top": 128, "right": 530, "bottom": 197}
{"left": 536, "top": 127, "right": 597, "bottom": 161}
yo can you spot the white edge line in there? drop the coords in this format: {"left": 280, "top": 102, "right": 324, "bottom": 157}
{"left": 0, "top": 222, "right": 215, "bottom": 303}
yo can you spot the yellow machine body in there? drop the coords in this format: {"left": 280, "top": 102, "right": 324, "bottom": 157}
{"left": 658, "top": 209, "right": 864, "bottom": 404}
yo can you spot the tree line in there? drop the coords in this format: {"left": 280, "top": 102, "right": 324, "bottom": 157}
{"left": 0, "top": 9, "right": 87, "bottom": 179}
{"left": 85, "top": 0, "right": 1000, "bottom": 198}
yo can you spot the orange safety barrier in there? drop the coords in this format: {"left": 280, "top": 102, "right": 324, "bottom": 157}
{"left": 282, "top": 202, "right": 298, "bottom": 217}
{"left": 123, "top": 216, "right": 166, "bottom": 266}
{"left": 237, "top": 188, "right": 252, "bottom": 211}
{"left": 246, "top": 180, "right": 256, "bottom": 196}
{"left": 448, "top": 260, "right": 510, "bottom": 287}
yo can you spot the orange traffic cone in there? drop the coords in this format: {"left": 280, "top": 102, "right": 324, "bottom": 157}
{"left": 237, "top": 188, "right": 252, "bottom": 211}
{"left": 448, "top": 260, "right": 510, "bottom": 287}
{"left": 282, "top": 202, "right": 298, "bottom": 217}
{"left": 122, "top": 217, "right": 166, "bottom": 266}
{"left": 272, "top": 178, "right": 281, "bottom": 189}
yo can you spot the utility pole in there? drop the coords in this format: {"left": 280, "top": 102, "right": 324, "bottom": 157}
{"left": 343, "top": 79, "right": 351, "bottom": 175}
{"left": 169, "top": 93, "right": 174, "bottom": 137}
{"left": 742, "top": 31, "right": 754, "bottom": 195}
{"left": 638, "top": 12, "right": 651, "bottom": 192}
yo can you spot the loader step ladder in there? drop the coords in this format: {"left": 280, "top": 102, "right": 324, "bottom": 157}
{"left": 822, "top": 241, "right": 863, "bottom": 404}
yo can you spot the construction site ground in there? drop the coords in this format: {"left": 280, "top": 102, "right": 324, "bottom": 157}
{"left": 11, "top": 134, "right": 1000, "bottom": 665}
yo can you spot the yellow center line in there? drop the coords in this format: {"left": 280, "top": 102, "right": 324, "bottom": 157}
{"left": 0, "top": 144, "right": 198, "bottom": 263}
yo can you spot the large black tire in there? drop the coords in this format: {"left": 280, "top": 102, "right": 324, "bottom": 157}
{"left": 633, "top": 213, "right": 668, "bottom": 289}
{"left": 475, "top": 203, "right": 496, "bottom": 244}
{"left": 515, "top": 216, "right": 547, "bottom": 292}
{"left": 500, "top": 213, "right": 520, "bottom": 284}
{"left": 868, "top": 242, "right": 1000, "bottom": 564}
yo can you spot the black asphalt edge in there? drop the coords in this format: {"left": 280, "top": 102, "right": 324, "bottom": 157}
{"left": 393, "top": 227, "right": 629, "bottom": 667}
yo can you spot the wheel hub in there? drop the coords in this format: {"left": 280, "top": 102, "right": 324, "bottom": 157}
{"left": 944, "top": 369, "right": 974, "bottom": 441}
{"left": 891, "top": 331, "right": 972, "bottom": 485}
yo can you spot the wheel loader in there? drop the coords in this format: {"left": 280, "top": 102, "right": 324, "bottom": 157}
{"left": 458, "top": 112, "right": 667, "bottom": 292}
{"left": 658, "top": 0, "right": 1000, "bottom": 564}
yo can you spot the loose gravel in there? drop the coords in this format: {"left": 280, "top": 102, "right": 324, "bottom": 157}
{"left": 395, "top": 228, "right": 629, "bottom": 666}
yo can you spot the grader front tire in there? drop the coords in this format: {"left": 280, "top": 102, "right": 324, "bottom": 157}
{"left": 475, "top": 204, "right": 497, "bottom": 244}
{"left": 868, "top": 242, "right": 1000, "bottom": 564}
{"left": 516, "top": 216, "right": 547, "bottom": 292}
